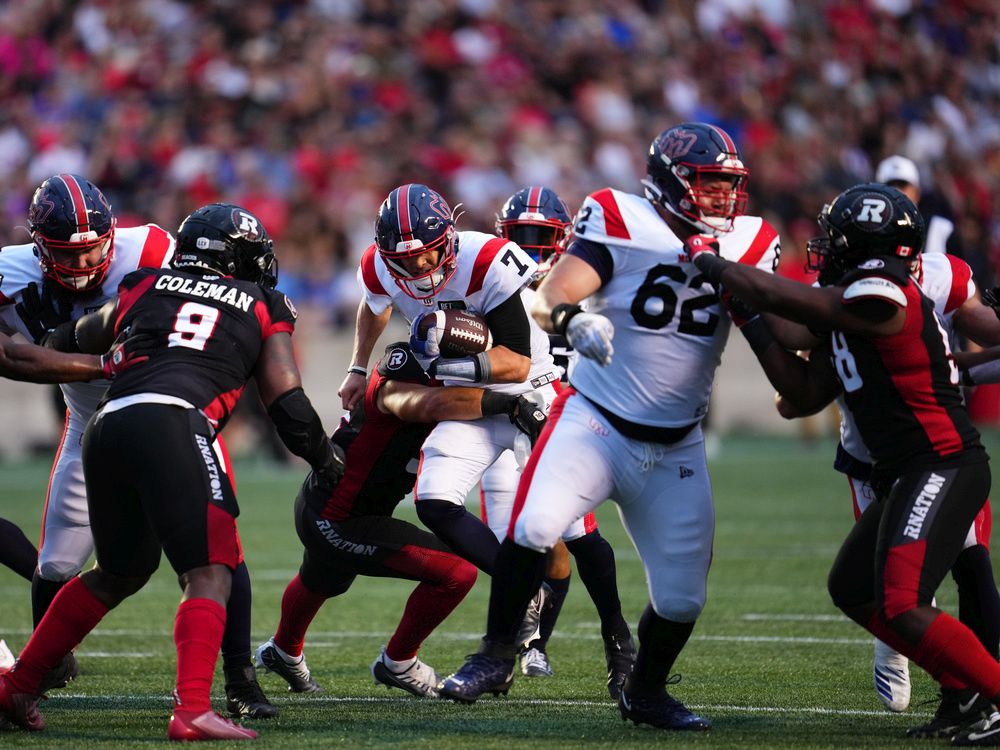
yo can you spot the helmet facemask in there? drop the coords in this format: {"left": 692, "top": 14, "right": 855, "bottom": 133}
{"left": 33, "top": 222, "right": 116, "bottom": 292}
{"left": 381, "top": 225, "right": 457, "bottom": 301}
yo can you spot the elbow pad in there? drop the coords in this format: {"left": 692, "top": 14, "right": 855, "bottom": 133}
{"left": 267, "top": 387, "right": 345, "bottom": 482}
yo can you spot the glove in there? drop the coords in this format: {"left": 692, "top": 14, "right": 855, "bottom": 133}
{"left": 510, "top": 393, "right": 547, "bottom": 447}
{"left": 15, "top": 282, "right": 73, "bottom": 344}
{"left": 720, "top": 289, "right": 759, "bottom": 328}
{"left": 99, "top": 328, "right": 158, "bottom": 379}
{"left": 566, "top": 312, "right": 614, "bottom": 366}
{"left": 314, "top": 442, "right": 347, "bottom": 490}
{"left": 982, "top": 287, "right": 1000, "bottom": 321}
{"left": 409, "top": 312, "right": 442, "bottom": 359}
{"left": 684, "top": 234, "right": 720, "bottom": 261}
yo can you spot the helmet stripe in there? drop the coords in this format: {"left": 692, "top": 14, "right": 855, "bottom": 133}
{"left": 56, "top": 174, "right": 90, "bottom": 234}
{"left": 397, "top": 184, "right": 414, "bottom": 240}
{"left": 527, "top": 186, "right": 543, "bottom": 211}
{"left": 706, "top": 124, "right": 736, "bottom": 155}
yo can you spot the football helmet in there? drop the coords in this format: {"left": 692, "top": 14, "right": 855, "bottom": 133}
{"left": 642, "top": 122, "right": 749, "bottom": 235}
{"left": 375, "top": 184, "right": 456, "bottom": 300}
{"left": 28, "top": 174, "right": 116, "bottom": 292}
{"left": 495, "top": 186, "right": 571, "bottom": 282}
{"left": 806, "top": 183, "right": 925, "bottom": 286}
{"left": 174, "top": 203, "right": 278, "bottom": 288}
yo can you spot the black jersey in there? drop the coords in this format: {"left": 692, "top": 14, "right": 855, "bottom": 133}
{"left": 831, "top": 260, "right": 984, "bottom": 486}
{"left": 104, "top": 267, "right": 297, "bottom": 429}
{"left": 303, "top": 343, "right": 435, "bottom": 522}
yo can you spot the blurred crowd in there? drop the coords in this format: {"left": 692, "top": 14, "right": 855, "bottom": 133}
{"left": 0, "top": 0, "right": 998, "bottom": 325}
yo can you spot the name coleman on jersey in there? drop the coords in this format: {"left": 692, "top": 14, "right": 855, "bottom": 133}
{"left": 154, "top": 274, "right": 255, "bottom": 312}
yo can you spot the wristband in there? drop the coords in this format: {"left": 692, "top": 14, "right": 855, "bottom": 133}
{"left": 429, "top": 351, "right": 493, "bottom": 383}
{"left": 551, "top": 303, "right": 583, "bottom": 337}
{"left": 347, "top": 366, "right": 367, "bottom": 377}
{"left": 480, "top": 390, "right": 518, "bottom": 416}
{"left": 739, "top": 316, "right": 776, "bottom": 356}
{"left": 692, "top": 252, "right": 729, "bottom": 287}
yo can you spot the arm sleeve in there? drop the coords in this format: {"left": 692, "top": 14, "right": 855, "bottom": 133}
{"left": 484, "top": 293, "right": 531, "bottom": 357}
{"left": 566, "top": 238, "right": 614, "bottom": 286}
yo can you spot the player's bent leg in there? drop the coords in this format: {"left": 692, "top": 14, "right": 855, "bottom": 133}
{"left": 0, "top": 518, "right": 37, "bottom": 582}
{"left": 222, "top": 560, "right": 277, "bottom": 719}
{"left": 416, "top": 498, "right": 500, "bottom": 574}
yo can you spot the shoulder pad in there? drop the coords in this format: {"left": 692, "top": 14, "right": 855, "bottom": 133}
{"left": 838, "top": 255, "right": 910, "bottom": 288}
{"left": 842, "top": 276, "right": 907, "bottom": 307}
{"left": 376, "top": 342, "right": 430, "bottom": 384}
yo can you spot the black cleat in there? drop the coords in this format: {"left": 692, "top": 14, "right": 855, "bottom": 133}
{"left": 37, "top": 652, "right": 78, "bottom": 695}
{"left": 439, "top": 653, "right": 515, "bottom": 704}
{"left": 953, "top": 711, "right": 1000, "bottom": 746}
{"left": 603, "top": 633, "right": 636, "bottom": 701}
{"left": 224, "top": 664, "right": 279, "bottom": 719}
{"left": 619, "top": 684, "right": 711, "bottom": 731}
{"left": 907, "top": 687, "right": 993, "bottom": 739}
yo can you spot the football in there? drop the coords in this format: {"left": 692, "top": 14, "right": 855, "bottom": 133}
{"left": 418, "top": 309, "right": 492, "bottom": 358}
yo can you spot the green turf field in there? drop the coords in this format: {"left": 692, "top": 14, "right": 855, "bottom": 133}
{"left": 2, "top": 433, "right": 998, "bottom": 748}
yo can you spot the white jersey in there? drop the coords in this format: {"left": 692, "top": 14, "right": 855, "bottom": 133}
{"left": 837, "top": 252, "right": 976, "bottom": 465}
{"left": 0, "top": 224, "right": 175, "bottom": 418}
{"left": 358, "top": 230, "right": 557, "bottom": 395}
{"left": 568, "top": 188, "right": 780, "bottom": 428}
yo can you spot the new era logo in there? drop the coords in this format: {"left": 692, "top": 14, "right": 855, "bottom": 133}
{"left": 679, "top": 466, "right": 694, "bottom": 479}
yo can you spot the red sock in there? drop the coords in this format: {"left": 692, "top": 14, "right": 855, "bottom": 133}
{"left": 274, "top": 575, "right": 327, "bottom": 658}
{"left": 911, "top": 613, "right": 1000, "bottom": 700}
{"left": 865, "top": 612, "right": 967, "bottom": 690}
{"left": 9, "top": 576, "right": 109, "bottom": 694}
{"left": 174, "top": 598, "right": 226, "bottom": 715}
{"left": 386, "top": 550, "right": 476, "bottom": 661}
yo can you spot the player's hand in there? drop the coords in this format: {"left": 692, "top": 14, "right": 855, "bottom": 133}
{"left": 982, "top": 287, "right": 1000, "bottom": 321}
{"left": 408, "top": 312, "right": 442, "bottom": 359}
{"left": 314, "top": 441, "right": 346, "bottom": 490}
{"left": 510, "top": 393, "right": 548, "bottom": 447}
{"left": 566, "top": 312, "right": 614, "bottom": 366}
{"left": 720, "top": 289, "right": 759, "bottom": 328}
{"left": 15, "top": 282, "right": 73, "bottom": 344}
{"left": 338, "top": 370, "right": 366, "bottom": 411}
{"left": 100, "top": 328, "right": 158, "bottom": 379}
{"left": 684, "top": 234, "right": 720, "bottom": 261}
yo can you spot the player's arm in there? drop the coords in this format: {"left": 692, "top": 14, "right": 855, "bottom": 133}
{"left": 952, "top": 295, "right": 1000, "bottom": 347}
{"left": 479, "top": 293, "right": 531, "bottom": 383}
{"left": 955, "top": 346, "right": 1000, "bottom": 386}
{"left": 0, "top": 331, "right": 103, "bottom": 382}
{"left": 339, "top": 300, "right": 391, "bottom": 410}
{"left": 256, "top": 331, "right": 345, "bottom": 483}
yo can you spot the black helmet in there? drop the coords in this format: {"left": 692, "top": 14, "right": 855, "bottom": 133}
{"left": 806, "top": 183, "right": 925, "bottom": 286}
{"left": 174, "top": 203, "right": 277, "bottom": 288}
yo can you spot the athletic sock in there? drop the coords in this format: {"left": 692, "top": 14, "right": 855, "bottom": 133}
{"left": 0, "top": 518, "right": 37, "bottom": 582}
{"left": 221, "top": 561, "right": 253, "bottom": 671}
{"left": 273, "top": 574, "right": 328, "bottom": 658}
{"left": 485, "top": 539, "right": 546, "bottom": 645}
{"left": 174, "top": 598, "right": 226, "bottom": 714}
{"left": 534, "top": 574, "right": 570, "bottom": 649}
{"left": 566, "top": 531, "right": 629, "bottom": 639}
{"left": 627, "top": 604, "right": 695, "bottom": 696}
{"left": 31, "top": 572, "right": 68, "bottom": 628}
{"left": 953, "top": 545, "right": 1000, "bottom": 659}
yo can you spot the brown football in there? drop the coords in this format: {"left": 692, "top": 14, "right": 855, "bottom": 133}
{"left": 418, "top": 309, "right": 492, "bottom": 357}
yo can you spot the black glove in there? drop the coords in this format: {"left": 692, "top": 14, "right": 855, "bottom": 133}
{"left": 982, "top": 286, "right": 1000, "bottom": 321}
{"left": 510, "top": 395, "right": 547, "bottom": 446}
{"left": 15, "top": 282, "right": 73, "bottom": 344}
{"left": 314, "top": 442, "right": 347, "bottom": 490}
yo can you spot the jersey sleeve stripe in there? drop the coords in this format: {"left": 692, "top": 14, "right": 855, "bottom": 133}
{"left": 466, "top": 237, "right": 509, "bottom": 295}
{"left": 137, "top": 225, "right": 173, "bottom": 268}
{"left": 944, "top": 255, "right": 973, "bottom": 314}
{"left": 254, "top": 300, "right": 294, "bottom": 338}
{"left": 114, "top": 273, "right": 157, "bottom": 332}
{"left": 591, "top": 189, "right": 631, "bottom": 240}
{"left": 360, "top": 244, "right": 388, "bottom": 296}
{"left": 736, "top": 221, "right": 778, "bottom": 267}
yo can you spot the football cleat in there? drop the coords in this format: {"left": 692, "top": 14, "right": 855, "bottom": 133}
{"left": 224, "top": 664, "right": 278, "bottom": 719}
{"left": 520, "top": 647, "right": 554, "bottom": 678}
{"left": 439, "top": 654, "right": 515, "bottom": 704}
{"left": 619, "top": 681, "right": 711, "bottom": 731}
{"left": 255, "top": 639, "right": 322, "bottom": 694}
{"left": 873, "top": 638, "right": 910, "bottom": 712}
{"left": 37, "top": 651, "right": 78, "bottom": 695}
{"left": 371, "top": 648, "right": 442, "bottom": 698}
{"left": 515, "top": 584, "right": 548, "bottom": 649}
{"left": 954, "top": 711, "right": 1000, "bottom": 746}
{"left": 604, "top": 633, "right": 637, "bottom": 700}
{"left": 0, "top": 673, "right": 45, "bottom": 732}
{"left": 0, "top": 640, "right": 14, "bottom": 674}
{"left": 167, "top": 710, "right": 258, "bottom": 741}
{"left": 907, "top": 687, "right": 993, "bottom": 739}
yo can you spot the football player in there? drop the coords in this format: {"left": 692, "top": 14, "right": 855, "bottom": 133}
{"left": 256, "top": 341, "right": 545, "bottom": 699}
{"left": 337, "top": 184, "right": 559, "bottom": 582}
{"left": 439, "top": 123, "right": 780, "bottom": 733}
{"left": 485, "top": 186, "right": 636, "bottom": 696}
{"left": 0, "top": 203, "right": 344, "bottom": 741}
{"left": 0, "top": 176, "right": 276, "bottom": 718}
{"left": 690, "top": 183, "right": 1000, "bottom": 746}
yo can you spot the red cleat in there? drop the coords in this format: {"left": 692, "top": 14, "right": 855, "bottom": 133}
{"left": 0, "top": 673, "right": 45, "bottom": 731}
{"left": 167, "top": 710, "right": 258, "bottom": 741}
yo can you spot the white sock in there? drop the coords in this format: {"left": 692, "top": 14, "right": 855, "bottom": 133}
{"left": 381, "top": 650, "right": 416, "bottom": 673}
{"left": 273, "top": 641, "right": 302, "bottom": 665}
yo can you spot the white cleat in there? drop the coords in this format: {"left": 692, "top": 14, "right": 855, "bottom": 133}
{"left": 873, "top": 638, "right": 910, "bottom": 712}
{"left": 370, "top": 648, "right": 441, "bottom": 698}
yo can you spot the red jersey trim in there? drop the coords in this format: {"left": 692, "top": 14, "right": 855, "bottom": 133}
{"left": 137, "top": 225, "right": 172, "bottom": 269}
{"left": 591, "top": 189, "right": 630, "bottom": 240}
{"left": 114, "top": 273, "right": 157, "bottom": 332}
{"left": 944, "top": 256, "right": 972, "bottom": 314}
{"left": 361, "top": 244, "right": 388, "bottom": 296}
{"left": 467, "top": 237, "right": 509, "bottom": 296}
{"left": 253, "top": 300, "right": 294, "bottom": 339}
{"left": 204, "top": 386, "right": 245, "bottom": 426}
{"left": 736, "top": 220, "right": 778, "bottom": 267}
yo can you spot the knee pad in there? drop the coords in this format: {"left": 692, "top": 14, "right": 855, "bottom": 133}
{"left": 650, "top": 595, "right": 704, "bottom": 624}
{"left": 512, "top": 513, "right": 559, "bottom": 553}
{"left": 37, "top": 559, "right": 82, "bottom": 582}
